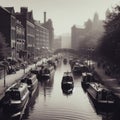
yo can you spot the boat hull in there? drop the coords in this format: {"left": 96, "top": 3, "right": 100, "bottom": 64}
{"left": 3, "top": 83, "right": 30, "bottom": 115}
{"left": 87, "top": 84, "right": 115, "bottom": 109}
{"left": 87, "top": 92, "right": 115, "bottom": 109}
{"left": 3, "top": 92, "right": 29, "bottom": 113}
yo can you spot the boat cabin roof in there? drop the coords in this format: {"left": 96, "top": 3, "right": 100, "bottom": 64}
{"left": 63, "top": 72, "right": 72, "bottom": 76}
{"left": 21, "top": 74, "right": 37, "bottom": 84}
{"left": 82, "top": 72, "right": 93, "bottom": 77}
{"left": 89, "top": 83, "right": 109, "bottom": 92}
{"left": 6, "top": 82, "right": 28, "bottom": 93}
{"left": 5, "top": 83, "right": 29, "bottom": 100}
{"left": 62, "top": 72, "right": 73, "bottom": 82}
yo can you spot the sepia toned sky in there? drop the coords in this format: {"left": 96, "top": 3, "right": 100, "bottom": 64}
{"left": 0, "top": 0, "right": 119, "bottom": 35}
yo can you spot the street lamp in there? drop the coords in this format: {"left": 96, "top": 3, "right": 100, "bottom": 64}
{"left": 21, "top": 63, "right": 25, "bottom": 74}
{"left": 0, "top": 64, "right": 6, "bottom": 87}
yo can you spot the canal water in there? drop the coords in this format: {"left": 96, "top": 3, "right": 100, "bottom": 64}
{"left": 0, "top": 61, "right": 120, "bottom": 120}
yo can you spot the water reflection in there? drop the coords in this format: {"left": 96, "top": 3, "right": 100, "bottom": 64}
{"left": 2, "top": 61, "right": 120, "bottom": 120}
{"left": 81, "top": 82, "right": 88, "bottom": 93}
{"left": 22, "top": 84, "right": 39, "bottom": 120}
{"left": 39, "top": 78, "right": 54, "bottom": 99}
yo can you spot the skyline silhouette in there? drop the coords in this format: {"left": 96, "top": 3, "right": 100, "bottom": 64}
{"left": 0, "top": 0, "right": 119, "bottom": 35}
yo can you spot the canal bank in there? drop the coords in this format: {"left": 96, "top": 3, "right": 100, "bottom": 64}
{"left": 94, "top": 64, "right": 120, "bottom": 105}
{"left": 0, "top": 59, "right": 46, "bottom": 103}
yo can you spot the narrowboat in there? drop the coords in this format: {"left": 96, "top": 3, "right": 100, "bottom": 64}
{"left": 30, "top": 65, "right": 43, "bottom": 74}
{"left": 87, "top": 82, "right": 115, "bottom": 107}
{"left": 80, "top": 64, "right": 89, "bottom": 73}
{"left": 37, "top": 66, "right": 55, "bottom": 80}
{"left": 63, "top": 58, "right": 67, "bottom": 64}
{"left": 72, "top": 63, "right": 81, "bottom": 75}
{"left": 61, "top": 72, "right": 74, "bottom": 90}
{"left": 21, "top": 73, "right": 38, "bottom": 95}
{"left": 3, "top": 83, "right": 29, "bottom": 112}
{"left": 81, "top": 72, "right": 95, "bottom": 87}
{"left": 62, "top": 87, "right": 73, "bottom": 95}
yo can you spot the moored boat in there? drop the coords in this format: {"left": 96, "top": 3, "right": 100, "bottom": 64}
{"left": 63, "top": 58, "right": 67, "bottom": 64}
{"left": 3, "top": 82, "right": 29, "bottom": 113}
{"left": 21, "top": 73, "right": 38, "bottom": 95}
{"left": 37, "top": 65, "right": 55, "bottom": 80}
{"left": 62, "top": 87, "right": 73, "bottom": 95}
{"left": 72, "top": 63, "right": 82, "bottom": 75}
{"left": 81, "top": 72, "right": 95, "bottom": 88}
{"left": 87, "top": 82, "right": 115, "bottom": 108}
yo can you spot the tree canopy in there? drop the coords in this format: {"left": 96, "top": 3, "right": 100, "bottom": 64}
{"left": 98, "top": 5, "right": 120, "bottom": 64}
{"left": 0, "top": 32, "right": 10, "bottom": 60}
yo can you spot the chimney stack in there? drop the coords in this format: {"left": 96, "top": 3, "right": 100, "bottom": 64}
{"left": 44, "top": 12, "right": 46, "bottom": 23}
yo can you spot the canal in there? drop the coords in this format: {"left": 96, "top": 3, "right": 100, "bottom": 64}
{"left": 0, "top": 61, "right": 120, "bottom": 120}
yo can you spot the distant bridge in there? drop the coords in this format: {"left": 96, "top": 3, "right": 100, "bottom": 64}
{"left": 54, "top": 48, "right": 79, "bottom": 55}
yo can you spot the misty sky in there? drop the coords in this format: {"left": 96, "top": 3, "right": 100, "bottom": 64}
{"left": 0, "top": 0, "right": 119, "bottom": 35}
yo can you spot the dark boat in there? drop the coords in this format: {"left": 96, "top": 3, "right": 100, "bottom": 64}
{"left": 72, "top": 63, "right": 81, "bottom": 75}
{"left": 81, "top": 72, "right": 95, "bottom": 88}
{"left": 87, "top": 82, "right": 115, "bottom": 108}
{"left": 61, "top": 72, "right": 74, "bottom": 90}
{"left": 30, "top": 64, "right": 43, "bottom": 74}
{"left": 80, "top": 64, "right": 89, "bottom": 73}
{"left": 31, "top": 63, "right": 55, "bottom": 81}
{"left": 21, "top": 73, "right": 38, "bottom": 95}
{"left": 88, "top": 92, "right": 115, "bottom": 114}
{"left": 3, "top": 83, "right": 29, "bottom": 114}
{"left": 37, "top": 66, "right": 55, "bottom": 80}
{"left": 63, "top": 58, "right": 67, "bottom": 64}
{"left": 62, "top": 87, "right": 73, "bottom": 95}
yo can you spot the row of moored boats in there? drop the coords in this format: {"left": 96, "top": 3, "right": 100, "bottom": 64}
{"left": 64, "top": 57, "right": 116, "bottom": 108}
{"left": 2, "top": 58, "right": 59, "bottom": 117}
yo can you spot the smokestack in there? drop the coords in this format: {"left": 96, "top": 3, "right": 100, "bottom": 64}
{"left": 44, "top": 12, "right": 46, "bottom": 23}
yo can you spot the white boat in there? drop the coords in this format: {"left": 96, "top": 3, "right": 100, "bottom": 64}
{"left": 3, "top": 83, "right": 29, "bottom": 112}
{"left": 87, "top": 82, "right": 115, "bottom": 107}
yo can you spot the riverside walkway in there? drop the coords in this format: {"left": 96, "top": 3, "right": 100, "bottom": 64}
{"left": 0, "top": 59, "right": 45, "bottom": 101}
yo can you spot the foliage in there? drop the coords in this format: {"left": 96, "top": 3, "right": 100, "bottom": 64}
{"left": 98, "top": 5, "right": 120, "bottom": 63}
{"left": 0, "top": 32, "right": 10, "bottom": 60}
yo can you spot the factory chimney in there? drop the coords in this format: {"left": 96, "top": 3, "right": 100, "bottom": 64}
{"left": 44, "top": 12, "right": 46, "bottom": 23}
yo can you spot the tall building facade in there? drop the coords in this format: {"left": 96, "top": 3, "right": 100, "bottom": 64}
{"left": 71, "top": 13, "right": 104, "bottom": 51}
{"left": 16, "top": 20, "right": 25, "bottom": 59}
{"left": 71, "top": 25, "right": 85, "bottom": 50}
{"left": 0, "top": 7, "right": 26, "bottom": 60}
{"left": 0, "top": 6, "right": 52, "bottom": 62}
{"left": 42, "top": 12, "right": 54, "bottom": 50}
{"left": 34, "top": 20, "right": 49, "bottom": 58}
{"left": 15, "top": 7, "right": 35, "bottom": 61}
{"left": 54, "top": 36, "right": 62, "bottom": 50}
